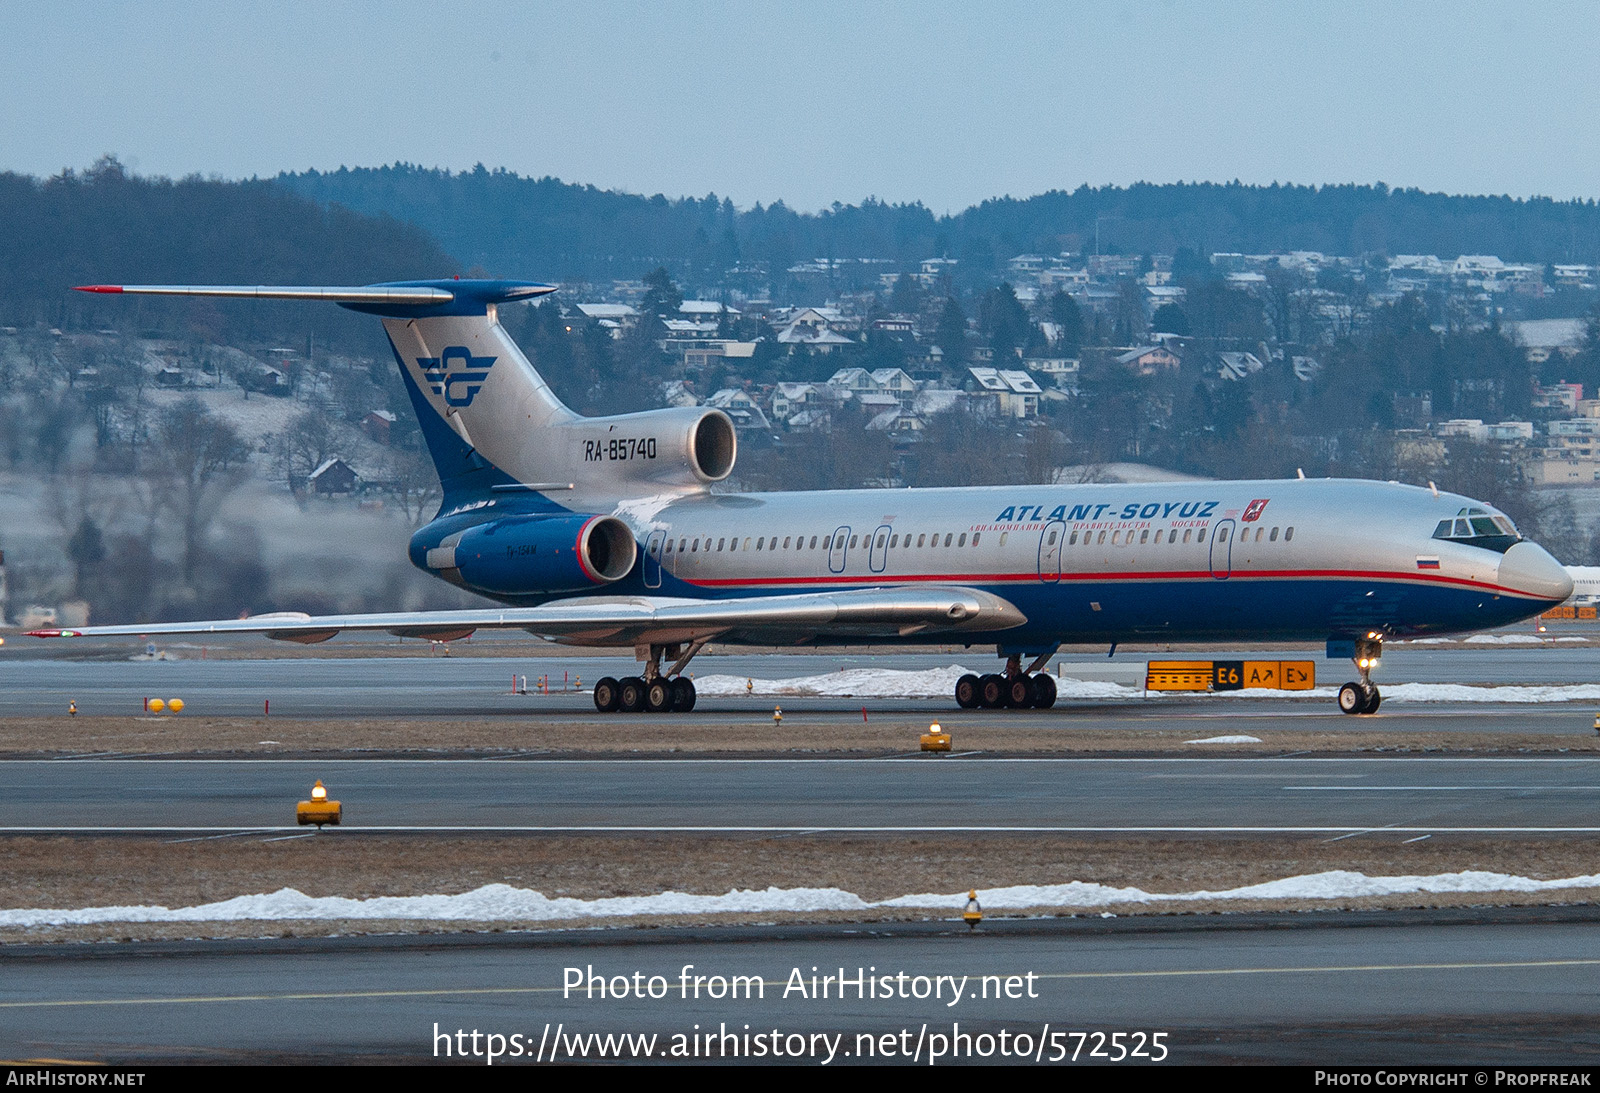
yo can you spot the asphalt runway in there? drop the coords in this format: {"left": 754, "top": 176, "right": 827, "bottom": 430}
{"left": 5, "top": 756, "right": 1600, "bottom": 832}
{"left": 3, "top": 913, "right": 1599, "bottom": 1064}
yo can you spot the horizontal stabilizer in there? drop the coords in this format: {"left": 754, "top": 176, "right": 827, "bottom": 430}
{"left": 75, "top": 284, "right": 458, "bottom": 304}
{"left": 73, "top": 280, "right": 557, "bottom": 312}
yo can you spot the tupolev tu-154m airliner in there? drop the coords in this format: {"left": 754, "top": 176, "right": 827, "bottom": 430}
{"left": 31, "top": 279, "right": 1573, "bottom": 716}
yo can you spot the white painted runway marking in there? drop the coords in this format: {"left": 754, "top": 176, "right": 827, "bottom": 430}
{"left": 4, "top": 825, "right": 1600, "bottom": 834}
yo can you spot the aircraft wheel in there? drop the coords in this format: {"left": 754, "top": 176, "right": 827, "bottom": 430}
{"left": 954, "top": 673, "right": 982, "bottom": 709}
{"left": 645, "top": 678, "right": 673, "bottom": 713}
{"left": 1005, "top": 675, "right": 1036, "bottom": 709}
{"left": 1362, "top": 685, "right": 1382, "bottom": 715}
{"left": 1337, "top": 682, "right": 1366, "bottom": 715}
{"left": 1031, "top": 673, "right": 1057, "bottom": 709}
{"left": 671, "top": 676, "right": 697, "bottom": 712}
{"left": 618, "top": 676, "right": 647, "bottom": 713}
{"left": 593, "top": 676, "right": 621, "bottom": 712}
{"left": 979, "top": 674, "right": 1006, "bottom": 708}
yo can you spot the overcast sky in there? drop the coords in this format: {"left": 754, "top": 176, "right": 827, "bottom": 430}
{"left": 3, "top": 1, "right": 1596, "bottom": 214}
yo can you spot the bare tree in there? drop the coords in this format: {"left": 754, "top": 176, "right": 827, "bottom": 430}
{"left": 378, "top": 445, "right": 443, "bottom": 526}
{"left": 276, "top": 409, "right": 340, "bottom": 494}
{"left": 151, "top": 398, "right": 251, "bottom": 583}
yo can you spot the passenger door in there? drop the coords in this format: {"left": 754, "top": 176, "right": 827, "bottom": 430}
{"left": 1209, "top": 519, "right": 1235, "bottom": 579}
{"left": 1037, "top": 519, "right": 1065, "bottom": 583}
{"left": 643, "top": 530, "right": 666, "bottom": 589}
{"left": 868, "top": 524, "right": 892, "bottom": 573}
{"left": 828, "top": 525, "right": 851, "bottom": 574}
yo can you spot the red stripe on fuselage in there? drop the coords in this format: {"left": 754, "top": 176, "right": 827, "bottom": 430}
{"left": 677, "top": 567, "right": 1543, "bottom": 599}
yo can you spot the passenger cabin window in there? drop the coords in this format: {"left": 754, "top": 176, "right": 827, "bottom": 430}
{"left": 944, "top": 534, "right": 953, "bottom": 547}
{"left": 1269, "top": 527, "right": 1278, "bottom": 541}
{"left": 958, "top": 533, "right": 967, "bottom": 547}
{"left": 1197, "top": 528, "right": 1207, "bottom": 543}
{"left": 810, "top": 536, "right": 819, "bottom": 549}
{"left": 917, "top": 534, "right": 926, "bottom": 547}
{"left": 1139, "top": 529, "right": 1149, "bottom": 544}
{"left": 1068, "top": 531, "right": 1077, "bottom": 545}
{"left": 1431, "top": 506, "right": 1520, "bottom": 553}
{"left": 1285, "top": 527, "right": 1294, "bottom": 541}
{"left": 999, "top": 532, "right": 1008, "bottom": 546}
{"left": 972, "top": 532, "right": 981, "bottom": 545}
{"left": 1047, "top": 530, "right": 1058, "bottom": 545}
{"left": 850, "top": 535, "right": 859, "bottom": 548}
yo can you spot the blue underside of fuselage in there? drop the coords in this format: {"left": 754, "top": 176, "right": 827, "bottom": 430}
{"left": 465, "top": 562, "right": 1558, "bottom": 648}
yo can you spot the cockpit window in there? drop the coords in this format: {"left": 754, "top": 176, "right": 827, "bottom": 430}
{"left": 1432, "top": 506, "right": 1520, "bottom": 553}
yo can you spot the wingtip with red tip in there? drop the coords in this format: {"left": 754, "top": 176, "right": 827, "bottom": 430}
{"left": 73, "top": 285, "right": 123, "bottom": 294}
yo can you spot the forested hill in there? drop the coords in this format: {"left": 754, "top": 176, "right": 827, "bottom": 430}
{"left": 278, "top": 164, "right": 1600, "bottom": 283}
{"left": 0, "top": 157, "right": 458, "bottom": 347}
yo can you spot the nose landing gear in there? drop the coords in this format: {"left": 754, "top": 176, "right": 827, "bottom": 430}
{"left": 1337, "top": 635, "right": 1383, "bottom": 715}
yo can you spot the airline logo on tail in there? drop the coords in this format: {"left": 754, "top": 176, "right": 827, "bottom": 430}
{"left": 419, "top": 346, "right": 496, "bottom": 407}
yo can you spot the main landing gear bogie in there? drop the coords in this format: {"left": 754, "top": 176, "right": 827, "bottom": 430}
{"left": 955, "top": 653, "right": 1059, "bottom": 710}
{"left": 591, "top": 641, "right": 705, "bottom": 714}
{"left": 593, "top": 674, "right": 698, "bottom": 714}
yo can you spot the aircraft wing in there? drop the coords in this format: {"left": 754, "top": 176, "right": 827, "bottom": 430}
{"left": 27, "top": 586, "right": 1026, "bottom": 647}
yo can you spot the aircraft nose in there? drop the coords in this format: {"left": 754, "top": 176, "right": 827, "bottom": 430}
{"left": 1497, "top": 541, "right": 1573, "bottom": 602}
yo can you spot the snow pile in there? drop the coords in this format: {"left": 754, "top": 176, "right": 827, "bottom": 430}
{"left": 693, "top": 666, "right": 1130, "bottom": 700}
{"left": 1381, "top": 682, "right": 1600, "bottom": 703}
{"left": 6, "top": 870, "right": 1600, "bottom": 926}
{"left": 1184, "top": 735, "right": 1263, "bottom": 744}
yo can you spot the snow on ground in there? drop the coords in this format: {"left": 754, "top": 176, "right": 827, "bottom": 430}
{"left": 1404, "top": 635, "right": 1588, "bottom": 644}
{"left": 696, "top": 666, "right": 1600, "bottom": 705}
{"left": 6, "top": 870, "right": 1599, "bottom": 926}
{"left": 1184, "top": 735, "right": 1263, "bottom": 744}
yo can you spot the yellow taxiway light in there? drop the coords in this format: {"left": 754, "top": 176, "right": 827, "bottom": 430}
{"left": 168, "top": 698, "right": 185, "bottom": 713}
{"left": 963, "top": 889, "right": 983, "bottom": 930}
{"left": 147, "top": 697, "right": 165, "bottom": 714}
{"left": 920, "top": 722, "right": 952, "bottom": 752}
{"left": 772, "top": 706, "right": 783, "bottom": 724}
{"left": 296, "top": 780, "right": 342, "bottom": 827}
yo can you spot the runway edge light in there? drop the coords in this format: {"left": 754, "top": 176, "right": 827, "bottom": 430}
{"left": 921, "top": 722, "right": 951, "bottom": 752}
{"left": 296, "top": 780, "right": 342, "bottom": 828}
{"left": 964, "top": 890, "right": 983, "bottom": 930}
